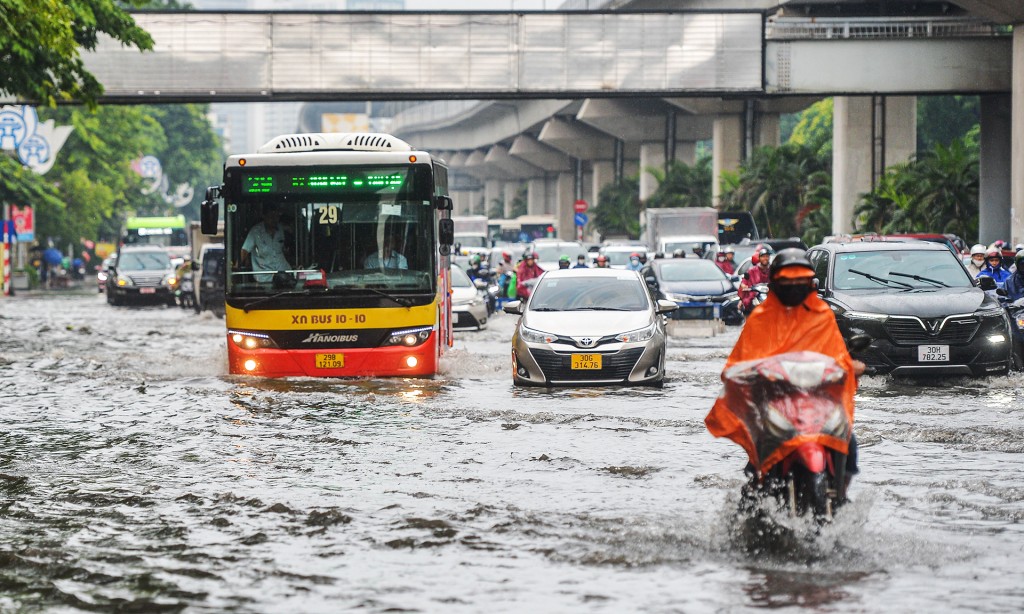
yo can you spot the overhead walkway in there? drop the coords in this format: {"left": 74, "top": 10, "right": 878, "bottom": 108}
{"left": 83, "top": 11, "right": 763, "bottom": 103}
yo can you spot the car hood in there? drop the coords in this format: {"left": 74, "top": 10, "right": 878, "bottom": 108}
{"left": 451, "top": 286, "right": 478, "bottom": 301}
{"left": 523, "top": 309, "right": 653, "bottom": 336}
{"left": 660, "top": 279, "right": 734, "bottom": 297}
{"left": 831, "top": 287, "right": 992, "bottom": 317}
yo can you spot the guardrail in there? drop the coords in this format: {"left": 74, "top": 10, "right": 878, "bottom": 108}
{"left": 766, "top": 16, "right": 1011, "bottom": 40}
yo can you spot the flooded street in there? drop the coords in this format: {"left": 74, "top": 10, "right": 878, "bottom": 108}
{"left": 1, "top": 290, "right": 1022, "bottom": 612}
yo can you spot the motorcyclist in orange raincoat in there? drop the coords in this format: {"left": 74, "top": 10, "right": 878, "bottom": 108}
{"left": 706, "top": 248, "right": 865, "bottom": 484}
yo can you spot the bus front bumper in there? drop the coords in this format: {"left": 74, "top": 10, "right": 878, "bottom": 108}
{"left": 227, "top": 338, "right": 439, "bottom": 378}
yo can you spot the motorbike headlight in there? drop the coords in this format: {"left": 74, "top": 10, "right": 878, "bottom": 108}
{"left": 616, "top": 322, "right": 656, "bottom": 343}
{"left": 764, "top": 404, "right": 796, "bottom": 440}
{"left": 382, "top": 326, "right": 432, "bottom": 347}
{"left": 520, "top": 326, "right": 556, "bottom": 344}
{"left": 228, "top": 329, "right": 280, "bottom": 350}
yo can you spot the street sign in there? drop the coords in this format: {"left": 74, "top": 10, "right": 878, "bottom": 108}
{"left": 574, "top": 212, "right": 588, "bottom": 227}
{"left": 573, "top": 199, "right": 588, "bottom": 213}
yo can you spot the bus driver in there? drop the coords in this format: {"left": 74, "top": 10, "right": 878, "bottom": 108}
{"left": 240, "top": 205, "right": 291, "bottom": 281}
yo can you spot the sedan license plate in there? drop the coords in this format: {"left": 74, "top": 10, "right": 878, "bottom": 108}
{"left": 315, "top": 353, "right": 344, "bottom": 369}
{"left": 571, "top": 353, "right": 602, "bottom": 370}
{"left": 139, "top": 287, "right": 156, "bottom": 294}
{"left": 917, "top": 345, "right": 949, "bottom": 362}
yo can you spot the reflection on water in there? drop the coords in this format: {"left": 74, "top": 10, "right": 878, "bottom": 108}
{"left": 0, "top": 293, "right": 1021, "bottom": 612}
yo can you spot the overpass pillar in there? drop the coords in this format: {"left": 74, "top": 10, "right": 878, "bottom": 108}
{"left": 556, "top": 172, "right": 575, "bottom": 240}
{"left": 713, "top": 114, "right": 743, "bottom": 207}
{"left": 503, "top": 181, "right": 521, "bottom": 218}
{"left": 527, "top": 178, "right": 547, "bottom": 216}
{"left": 484, "top": 179, "right": 502, "bottom": 218}
{"left": 980, "top": 95, "right": 1012, "bottom": 246}
{"left": 640, "top": 142, "right": 665, "bottom": 201}
{"left": 592, "top": 161, "right": 615, "bottom": 209}
{"left": 833, "top": 96, "right": 917, "bottom": 235}
{"left": 1012, "top": 29, "right": 1024, "bottom": 246}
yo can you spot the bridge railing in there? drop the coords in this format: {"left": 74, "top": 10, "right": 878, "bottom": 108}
{"left": 766, "top": 16, "right": 1011, "bottom": 40}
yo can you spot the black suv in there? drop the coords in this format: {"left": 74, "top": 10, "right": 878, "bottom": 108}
{"left": 106, "top": 246, "right": 178, "bottom": 306}
{"left": 806, "top": 241, "right": 1013, "bottom": 376}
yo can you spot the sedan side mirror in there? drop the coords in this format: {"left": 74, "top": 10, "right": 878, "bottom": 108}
{"left": 502, "top": 300, "right": 523, "bottom": 315}
{"left": 656, "top": 299, "right": 678, "bottom": 314}
{"left": 644, "top": 275, "right": 658, "bottom": 287}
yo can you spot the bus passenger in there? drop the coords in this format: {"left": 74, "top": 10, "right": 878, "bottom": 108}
{"left": 240, "top": 205, "right": 291, "bottom": 281}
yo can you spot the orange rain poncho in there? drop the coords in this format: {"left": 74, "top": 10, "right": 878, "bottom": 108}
{"left": 705, "top": 291, "right": 857, "bottom": 473}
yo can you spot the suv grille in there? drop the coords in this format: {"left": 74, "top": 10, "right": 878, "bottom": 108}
{"left": 128, "top": 273, "right": 166, "bottom": 287}
{"left": 884, "top": 316, "right": 979, "bottom": 345}
{"left": 530, "top": 348, "right": 645, "bottom": 381}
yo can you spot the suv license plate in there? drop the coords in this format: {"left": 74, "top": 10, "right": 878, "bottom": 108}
{"left": 571, "top": 354, "right": 602, "bottom": 370}
{"left": 315, "top": 353, "right": 344, "bottom": 369}
{"left": 140, "top": 287, "right": 156, "bottom": 294}
{"left": 917, "top": 345, "right": 949, "bottom": 362}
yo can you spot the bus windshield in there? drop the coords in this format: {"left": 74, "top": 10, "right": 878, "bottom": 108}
{"left": 226, "top": 165, "right": 436, "bottom": 296}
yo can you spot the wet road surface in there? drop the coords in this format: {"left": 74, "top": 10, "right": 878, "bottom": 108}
{"left": 1, "top": 290, "right": 1022, "bottom": 612}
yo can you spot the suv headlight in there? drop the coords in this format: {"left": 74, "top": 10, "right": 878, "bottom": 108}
{"left": 843, "top": 310, "right": 888, "bottom": 322}
{"left": 616, "top": 322, "right": 656, "bottom": 343}
{"left": 163, "top": 274, "right": 178, "bottom": 287}
{"left": 116, "top": 274, "right": 132, "bottom": 287}
{"left": 663, "top": 292, "right": 692, "bottom": 302}
{"left": 520, "top": 326, "right": 556, "bottom": 344}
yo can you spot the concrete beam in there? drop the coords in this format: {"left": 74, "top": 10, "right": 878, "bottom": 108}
{"left": 713, "top": 115, "right": 743, "bottom": 207}
{"left": 393, "top": 100, "right": 576, "bottom": 151}
{"left": 980, "top": 94, "right": 1012, "bottom": 245}
{"left": 509, "top": 135, "right": 573, "bottom": 173}
{"left": 537, "top": 117, "right": 618, "bottom": 161}
{"left": 484, "top": 145, "right": 545, "bottom": 180}
{"left": 576, "top": 98, "right": 675, "bottom": 142}
{"left": 1013, "top": 28, "right": 1024, "bottom": 245}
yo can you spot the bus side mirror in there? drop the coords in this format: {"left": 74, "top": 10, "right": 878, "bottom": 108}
{"left": 201, "top": 186, "right": 221, "bottom": 235}
{"left": 434, "top": 195, "right": 453, "bottom": 211}
{"left": 439, "top": 218, "right": 455, "bottom": 246}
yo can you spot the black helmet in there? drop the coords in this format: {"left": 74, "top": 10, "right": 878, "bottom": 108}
{"left": 769, "top": 248, "right": 814, "bottom": 280}
{"left": 1015, "top": 249, "right": 1024, "bottom": 268}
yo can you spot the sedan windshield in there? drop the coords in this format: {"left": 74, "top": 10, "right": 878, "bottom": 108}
{"left": 530, "top": 277, "right": 650, "bottom": 311}
{"left": 450, "top": 265, "right": 473, "bottom": 288}
{"left": 657, "top": 260, "right": 728, "bottom": 282}
{"left": 833, "top": 250, "right": 973, "bottom": 290}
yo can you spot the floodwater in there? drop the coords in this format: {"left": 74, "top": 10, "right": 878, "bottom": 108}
{"left": 1, "top": 290, "right": 1022, "bottom": 613}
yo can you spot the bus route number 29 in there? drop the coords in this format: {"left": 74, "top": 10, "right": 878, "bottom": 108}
{"left": 318, "top": 205, "right": 339, "bottom": 225}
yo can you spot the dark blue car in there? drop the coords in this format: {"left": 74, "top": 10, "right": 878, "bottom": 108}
{"left": 641, "top": 258, "right": 743, "bottom": 325}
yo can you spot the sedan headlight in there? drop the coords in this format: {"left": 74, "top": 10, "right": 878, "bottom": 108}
{"left": 452, "top": 296, "right": 482, "bottom": 307}
{"left": 520, "top": 326, "right": 556, "bottom": 344}
{"left": 663, "top": 292, "right": 692, "bottom": 302}
{"left": 115, "top": 274, "right": 132, "bottom": 287}
{"left": 616, "top": 322, "right": 657, "bottom": 343}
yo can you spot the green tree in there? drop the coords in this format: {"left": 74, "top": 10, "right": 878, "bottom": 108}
{"left": 644, "top": 157, "right": 712, "bottom": 209}
{"left": 592, "top": 175, "right": 642, "bottom": 239}
{"left": 509, "top": 185, "right": 528, "bottom": 218}
{"left": 918, "top": 95, "right": 979, "bottom": 152}
{"left": 144, "top": 104, "right": 225, "bottom": 221}
{"left": 0, "top": 0, "right": 154, "bottom": 107}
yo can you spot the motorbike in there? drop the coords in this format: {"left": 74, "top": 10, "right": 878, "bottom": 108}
{"left": 1004, "top": 296, "right": 1024, "bottom": 370}
{"left": 177, "top": 272, "right": 195, "bottom": 310}
{"left": 744, "top": 282, "right": 770, "bottom": 315}
{"left": 724, "top": 335, "right": 870, "bottom": 524}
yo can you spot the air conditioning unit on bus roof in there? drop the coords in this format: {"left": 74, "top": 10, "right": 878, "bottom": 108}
{"left": 257, "top": 132, "right": 412, "bottom": 154}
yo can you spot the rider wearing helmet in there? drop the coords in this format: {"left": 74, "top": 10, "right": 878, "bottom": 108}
{"left": 515, "top": 251, "right": 544, "bottom": 300}
{"left": 573, "top": 253, "right": 589, "bottom": 269}
{"left": 1003, "top": 250, "right": 1024, "bottom": 302}
{"left": 466, "top": 253, "right": 488, "bottom": 283}
{"left": 977, "top": 247, "right": 1012, "bottom": 288}
{"left": 558, "top": 254, "right": 571, "bottom": 270}
{"left": 595, "top": 254, "right": 610, "bottom": 268}
{"left": 706, "top": 248, "right": 864, "bottom": 493}
{"left": 738, "top": 247, "right": 773, "bottom": 314}
{"left": 626, "top": 252, "right": 643, "bottom": 271}
{"left": 966, "top": 244, "right": 987, "bottom": 277}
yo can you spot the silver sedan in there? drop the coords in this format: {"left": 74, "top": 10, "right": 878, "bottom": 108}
{"left": 502, "top": 268, "right": 677, "bottom": 386}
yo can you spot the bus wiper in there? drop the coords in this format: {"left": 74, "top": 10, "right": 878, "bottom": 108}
{"left": 889, "top": 271, "right": 949, "bottom": 287}
{"left": 242, "top": 289, "right": 313, "bottom": 312}
{"left": 328, "top": 286, "right": 415, "bottom": 307}
{"left": 847, "top": 268, "right": 913, "bottom": 289}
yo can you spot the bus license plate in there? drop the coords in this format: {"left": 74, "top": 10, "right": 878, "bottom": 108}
{"left": 315, "top": 353, "right": 344, "bottom": 369}
{"left": 571, "top": 354, "right": 602, "bottom": 370}
{"left": 918, "top": 345, "right": 949, "bottom": 362}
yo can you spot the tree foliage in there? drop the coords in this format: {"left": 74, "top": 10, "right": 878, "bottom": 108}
{"left": 643, "top": 157, "right": 712, "bottom": 209}
{"left": 0, "top": 0, "right": 154, "bottom": 107}
{"left": 592, "top": 175, "right": 642, "bottom": 239}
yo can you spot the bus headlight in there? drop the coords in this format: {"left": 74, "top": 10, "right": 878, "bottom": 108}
{"left": 382, "top": 326, "right": 432, "bottom": 347}
{"left": 228, "top": 330, "right": 279, "bottom": 350}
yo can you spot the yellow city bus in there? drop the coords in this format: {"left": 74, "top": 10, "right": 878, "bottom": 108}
{"left": 200, "top": 133, "right": 455, "bottom": 378}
